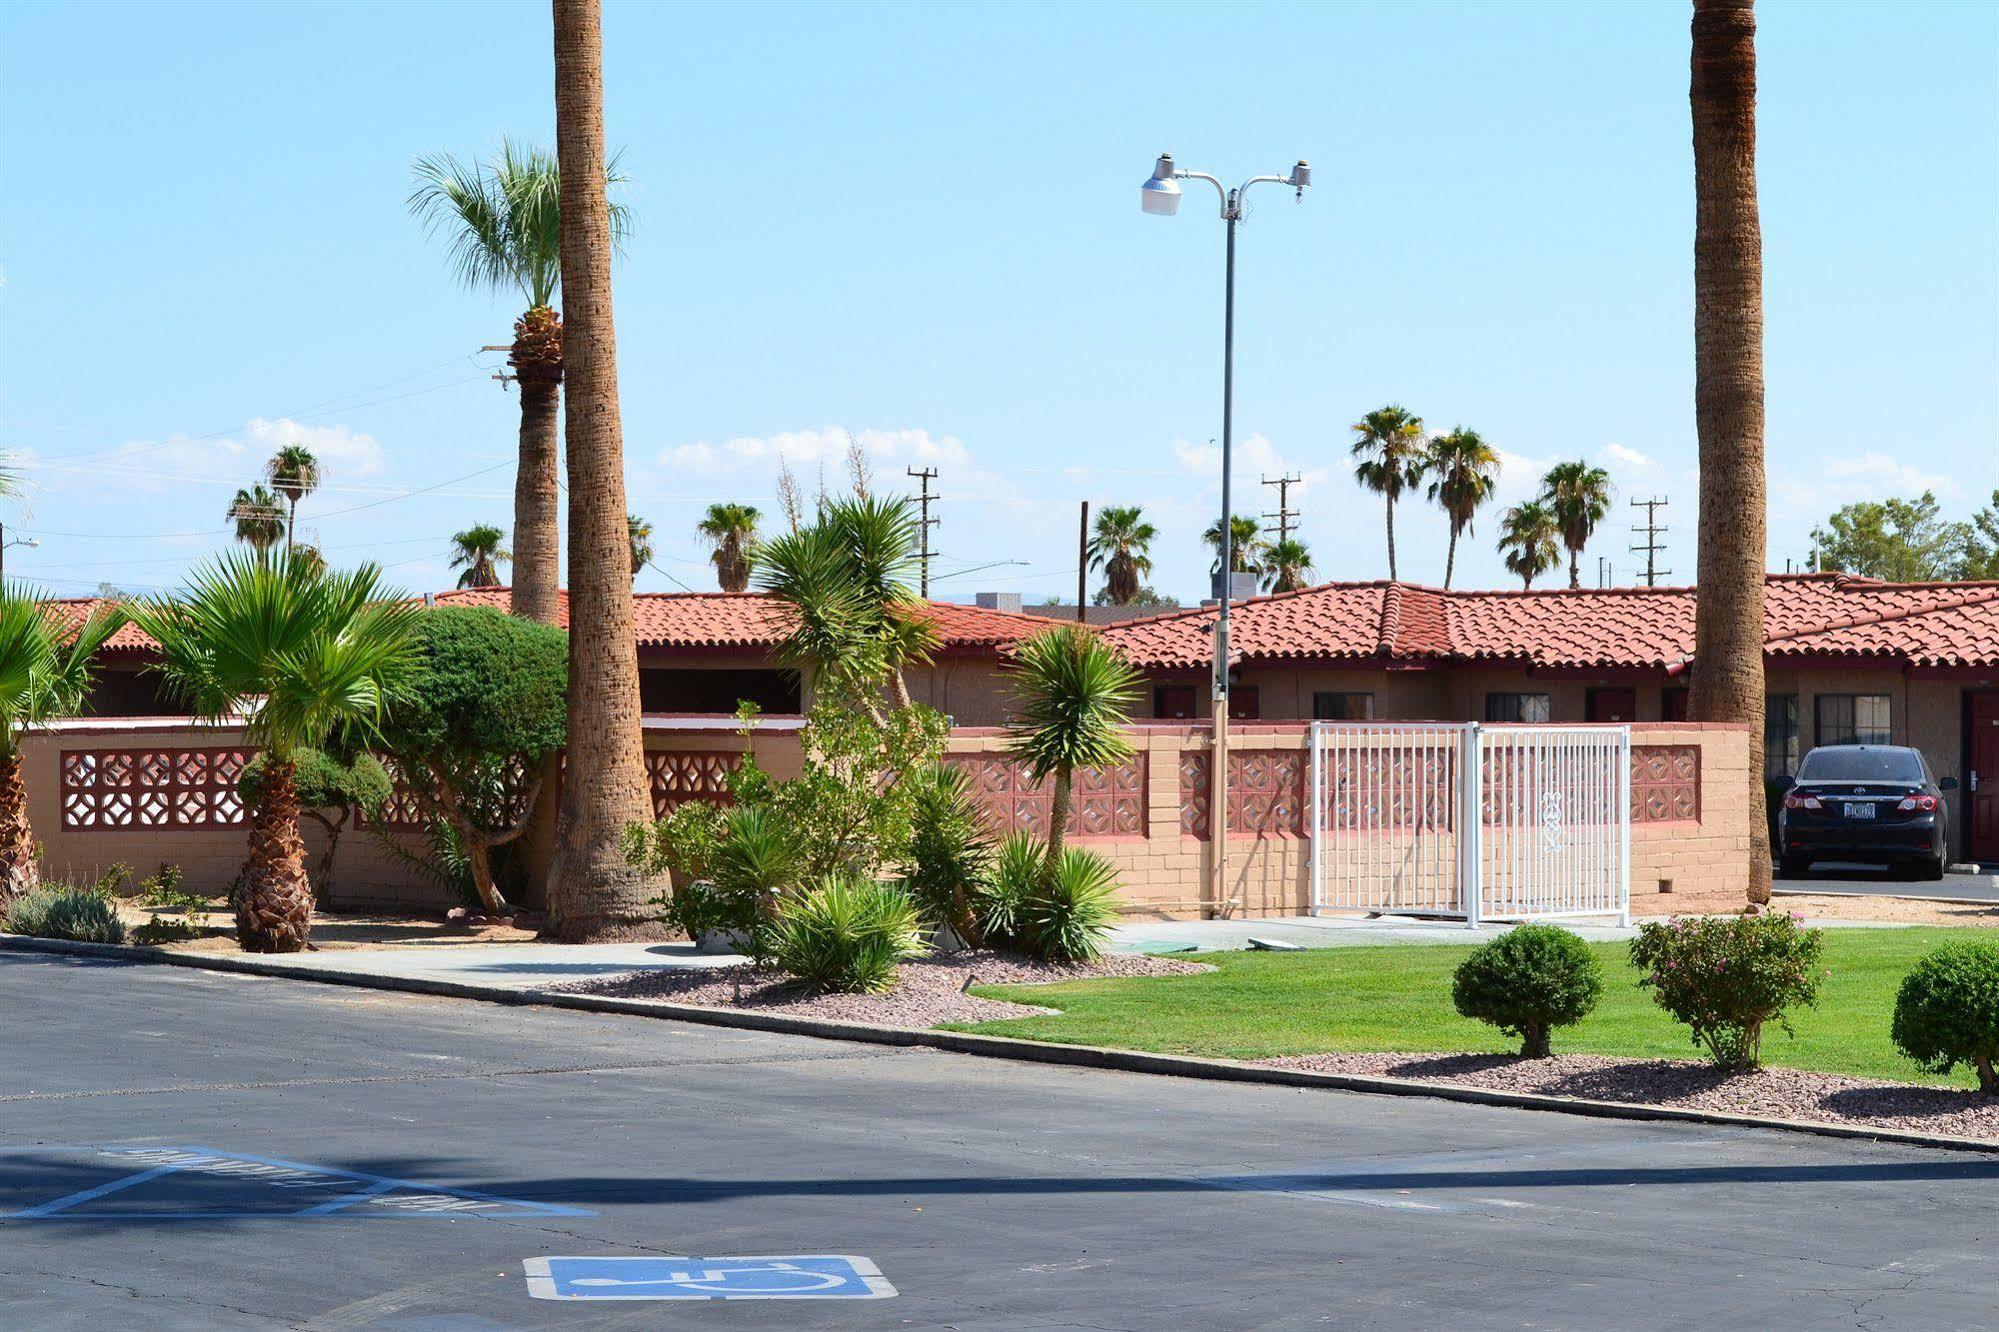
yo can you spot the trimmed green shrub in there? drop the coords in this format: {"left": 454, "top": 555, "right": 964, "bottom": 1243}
{"left": 1891, "top": 941, "right": 1999, "bottom": 1093}
{"left": 6, "top": 885, "right": 127, "bottom": 944}
{"left": 974, "top": 831, "right": 1043, "bottom": 953}
{"left": 1024, "top": 848, "right": 1121, "bottom": 963}
{"left": 1630, "top": 912, "right": 1825, "bottom": 1070}
{"left": 1452, "top": 924, "right": 1604, "bottom": 1058}
{"left": 767, "top": 876, "right": 926, "bottom": 995}
{"left": 904, "top": 764, "right": 995, "bottom": 944}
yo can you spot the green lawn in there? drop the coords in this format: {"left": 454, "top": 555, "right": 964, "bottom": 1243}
{"left": 949, "top": 927, "right": 1991, "bottom": 1086}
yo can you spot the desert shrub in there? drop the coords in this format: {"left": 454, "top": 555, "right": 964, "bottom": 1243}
{"left": 1452, "top": 924, "right": 1604, "bottom": 1058}
{"left": 1891, "top": 941, "right": 1999, "bottom": 1093}
{"left": 1024, "top": 848, "right": 1122, "bottom": 962}
{"left": 6, "top": 885, "right": 127, "bottom": 944}
{"left": 133, "top": 863, "right": 209, "bottom": 944}
{"left": 904, "top": 764, "right": 995, "bottom": 943}
{"left": 974, "top": 832, "right": 1043, "bottom": 951}
{"left": 766, "top": 876, "right": 926, "bottom": 995}
{"left": 1630, "top": 912, "right": 1825, "bottom": 1070}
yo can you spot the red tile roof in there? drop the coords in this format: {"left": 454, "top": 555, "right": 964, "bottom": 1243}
{"left": 1099, "top": 574, "right": 1999, "bottom": 672}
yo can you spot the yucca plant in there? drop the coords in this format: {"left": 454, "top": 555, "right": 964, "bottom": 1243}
{"left": 1025, "top": 848, "right": 1122, "bottom": 962}
{"left": 975, "top": 830, "right": 1044, "bottom": 951}
{"left": 767, "top": 875, "right": 926, "bottom": 995}
{"left": 904, "top": 764, "right": 995, "bottom": 946}
{"left": 712, "top": 805, "right": 805, "bottom": 907}
{"left": 127, "top": 553, "right": 417, "bottom": 953}
{"left": 0, "top": 590, "right": 125, "bottom": 910}
{"left": 1004, "top": 625, "right": 1139, "bottom": 880}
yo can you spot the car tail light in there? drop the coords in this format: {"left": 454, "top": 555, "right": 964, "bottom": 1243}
{"left": 1783, "top": 793, "right": 1822, "bottom": 811}
{"left": 1897, "top": 794, "right": 1940, "bottom": 812}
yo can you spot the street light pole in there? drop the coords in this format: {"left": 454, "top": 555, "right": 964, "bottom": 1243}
{"left": 1141, "top": 152, "right": 1309, "bottom": 918}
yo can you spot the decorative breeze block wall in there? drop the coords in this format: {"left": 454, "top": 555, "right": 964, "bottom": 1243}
{"left": 1630, "top": 744, "right": 1700, "bottom": 822}
{"left": 948, "top": 754, "right": 1146, "bottom": 840}
{"left": 60, "top": 747, "right": 256, "bottom": 831}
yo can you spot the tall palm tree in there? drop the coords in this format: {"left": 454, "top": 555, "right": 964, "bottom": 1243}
{"left": 1350, "top": 405, "right": 1427, "bottom": 580}
{"left": 1691, "top": 0, "right": 1771, "bottom": 906}
{"left": 409, "top": 139, "right": 631, "bottom": 627}
{"left": 543, "top": 0, "right": 663, "bottom": 942}
{"left": 1497, "top": 501, "right": 1561, "bottom": 590}
{"left": 0, "top": 592, "right": 124, "bottom": 908}
{"left": 1425, "top": 427, "right": 1500, "bottom": 589}
{"left": 626, "top": 513, "right": 654, "bottom": 584}
{"left": 226, "top": 485, "right": 286, "bottom": 558}
{"left": 1202, "top": 514, "right": 1264, "bottom": 576}
{"left": 265, "top": 445, "right": 320, "bottom": 553}
{"left": 698, "top": 502, "right": 760, "bottom": 593}
{"left": 449, "top": 523, "right": 509, "bottom": 589}
{"left": 1086, "top": 505, "right": 1156, "bottom": 605}
{"left": 127, "top": 553, "right": 416, "bottom": 952}
{"left": 1260, "top": 538, "right": 1315, "bottom": 593}
{"left": 1539, "top": 460, "right": 1613, "bottom": 588}
{"left": 1005, "top": 625, "right": 1139, "bottom": 880}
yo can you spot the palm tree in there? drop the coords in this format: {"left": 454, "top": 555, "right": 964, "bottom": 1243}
{"left": 627, "top": 513, "right": 654, "bottom": 584}
{"left": 1692, "top": 0, "right": 1771, "bottom": 906}
{"left": 0, "top": 592, "right": 124, "bottom": 909}
{"left": 1425, "top": 427, "right": 1500, "bottom": 589}
{"left": 127, "top": 553, "right": 416, "bottom": 952}
{"left": 290, "top": 544, "right": 328, "bottom": 579}
{"left": 1202, "top": 515, "right": 1264, "bottom": 576}
{"left": 1086, "top": 505, "right": 1157, "bottom": 606}
{"left": 1539, "top": 460, "right": 1613, "bottom": 588}
{"left": 226, "top": 485, "right": 286, "bottom": 558}
{"left": 1260, "top": 538, "right": 1315, "bottom": 593}
{"left": 1005, "top": 625, "right": 1139, "bottom": 880}
{"left": 1350, "top": 405, "right": 1427, "bottom": 580}
{"left": 543, "top": 0, "right": 663, "bottom": 942}
{"left": 265, "top": 445, "right": 320, "bottom": 553}
{"left": 698, "top": 502, "right": 760, "bottom": 593}
{"left": 409, "top": 140, "right": 631, "bottom": 627}
{"left": 449, "top": 524, "right": 509, "bottom": 589}
{"left": 1497, "top": 501, "right": 1561, "bottom": 590}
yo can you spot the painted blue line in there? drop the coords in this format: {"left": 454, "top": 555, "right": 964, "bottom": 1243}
{"left": 7, "top": 1160, "right": 205, "bottom": 1218}
{"left": 294, "top": 1177, "right": 401, "bottom": 1215}
{"left": 174, "top": 1146, "right": 592, "bottom": 1216}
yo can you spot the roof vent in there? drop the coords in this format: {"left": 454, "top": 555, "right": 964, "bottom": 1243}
{"left": 975, "top": 592, "right": 1023, "bottom": 615}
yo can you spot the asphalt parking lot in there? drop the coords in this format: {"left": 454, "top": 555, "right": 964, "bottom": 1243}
{"left": 2, "top": 951, "right": 1995, "bottom": 1330}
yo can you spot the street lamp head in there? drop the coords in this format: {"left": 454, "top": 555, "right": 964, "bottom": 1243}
{"left": 1140, "top": 153, "right": 1181, "bottom": 216}
{"left": 1288, "top": 160, "right": 1311, "bottom": 193}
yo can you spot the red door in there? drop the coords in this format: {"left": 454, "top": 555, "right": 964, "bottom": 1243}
{"left": 1588, "top": 688, "right": 1636, "bottom": 723}
{"left": 1970, "top": 693, "right": 1999, "bottom": 862}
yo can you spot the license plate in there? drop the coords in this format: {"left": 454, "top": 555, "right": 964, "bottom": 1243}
{"left": 1844, "top": 802, "right": 1876, "bottom": 819}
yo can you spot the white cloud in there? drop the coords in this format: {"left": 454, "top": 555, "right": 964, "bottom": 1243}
{"left": 1771, "top": 450, "right": 1960, "bottom": 515}
{"left": 32, "top": 417, "right": 386, "bottom": 495}
{"left": 1602, "top": 442, "right": 1654, "bottom": 468}
{"left": 242, "top": 417, "right": 386, "bottom": 478}
{"left": 661, "top": 425, "right": 970, "bottom": 474}
{"left": 1172, "top": 432, "right": 1329, "bottom": 492}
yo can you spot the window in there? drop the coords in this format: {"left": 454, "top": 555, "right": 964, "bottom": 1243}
{"left": 1815, "top": 694, "right": 1890, "bottom": 748}
{"left": 1662, "top": 687, "right": 1690, "bottom": 722}
{"left": 1797, "top": 747, "right": 1924, "bottom": 783}
{"left": 1485, "top": 693, "right": 1550, "bottom": 723}
{"left": 1227, "top": 687, "right": 1261, "bottom": 721}
{"left": 1153, "top": 685, "right": 1196, "bottom": 720}
{"left": 1765, "top": 694, "right": 1799, "bottom": 777}
{"left": 1313, "top": 691, "right": 1373, "bottom": 720}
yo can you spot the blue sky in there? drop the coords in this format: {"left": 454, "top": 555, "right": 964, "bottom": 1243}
{"left": 1, "top": 0, "right": 1994, "bottom": 603}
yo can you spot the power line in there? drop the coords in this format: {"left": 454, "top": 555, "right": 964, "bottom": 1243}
{"left": 1629, "top": 495, "right": 1671, "bottom": 587}
{"left": 906, "top": 466, "right": 939, "bottom": 596}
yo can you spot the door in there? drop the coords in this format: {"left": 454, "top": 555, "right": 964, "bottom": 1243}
{"left": 1587, "top": 688, "right": 1636, "bottom": 723}
{"left": 1970, "top": 692, "right": 1999, "bottom": 862}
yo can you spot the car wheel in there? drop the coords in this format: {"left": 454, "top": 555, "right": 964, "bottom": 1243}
{"left": 1918, "top": 853, "right": 1946, "bottom": 882}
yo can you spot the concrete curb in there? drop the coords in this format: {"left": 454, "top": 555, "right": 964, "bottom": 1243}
{"left": 8, "top": 931, "right": 1997, "bottom": 1157}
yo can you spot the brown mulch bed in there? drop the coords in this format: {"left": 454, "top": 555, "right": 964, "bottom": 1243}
{"left": 553, "top": 951, "right": 1212, "bottom": 1027}
{"left": 1262, "top": 1051, "right": 1999, "bottom": 1143}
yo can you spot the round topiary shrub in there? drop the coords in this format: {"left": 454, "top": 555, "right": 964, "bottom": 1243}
{"left": 1891, "top": 941, "right": 1999, "bottom": 1094}
{"left": 767, "top": 875, "right": 926, "bottom": 995}
{"left": 1452, "top": 923, "right": 1604, "bottom": 1058}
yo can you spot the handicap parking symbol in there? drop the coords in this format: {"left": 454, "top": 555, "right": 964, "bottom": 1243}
{"left": 523, "top": 1255, "right": 895, "bottom": 1301}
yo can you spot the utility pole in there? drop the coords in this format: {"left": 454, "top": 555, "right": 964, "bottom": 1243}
{"left": 907, "top": 467, "right": 939, "bottom": 597}
{"left": 1629, "top": 495, "right": 1670, "bottom": 587}
{"left": 1261, "top": 473, "right": 1301, "bottom": 543}
{"left": 1076, "top": 500, "right": 1089, "bottom": 623}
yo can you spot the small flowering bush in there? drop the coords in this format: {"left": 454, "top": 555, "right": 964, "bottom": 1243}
{"left": 1629, "top": 912, "right": 1825, "bottom": 1070}
{"left": 1891, "top": 942, "right": 1999, "bottom": 1094}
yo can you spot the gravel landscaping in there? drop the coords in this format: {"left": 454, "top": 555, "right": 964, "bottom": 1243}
{"left": 554, "top": 951, "right": 1212, "bottom": 1027}
{"left": 1263, "top": 1051, "right": 1999, "bottom": 1143}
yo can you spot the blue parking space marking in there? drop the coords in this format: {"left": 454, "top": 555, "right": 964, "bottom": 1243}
{"left": 523, "top": 1255, "right": 896, "bottom": 1301}
{"left": 0, "top": 1146, "right": 592, "bottom": 1220}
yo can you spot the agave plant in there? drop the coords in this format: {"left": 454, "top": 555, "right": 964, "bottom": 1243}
{"left": 767, "top": 874, "right": 926, "bottom": 995}
{"left": 1005, "top": 625, "right": 1139, "bottom": 879}
{"left": 0, "top": 590, "right": 125, "bottom": 908}
{"left": 128, "top": 553, "right": 417, "bottom": 953}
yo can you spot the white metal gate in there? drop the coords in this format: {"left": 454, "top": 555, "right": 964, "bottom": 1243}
{"left": 1307, "top": 722, "right": 1630, "bottom": 925}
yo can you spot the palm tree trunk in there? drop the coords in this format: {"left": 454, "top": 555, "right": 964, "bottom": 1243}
{"left": 543, "top": 0, "right": 668, "bottom": 941}
{"left": 1444, "top": 526, "right": 1459, "bottom": 590}
{"left": 1384, "top": 497, "right": 1398, "bottom": 581}
{"left": 1568, "top": 546, "right": 1581, "bottom": 589}
{"left": 510, "top": 305, "right": 564, "bottom": 626}
{"left": 1689, "top": 0, "right": 1772, "bottom": 908}
{"left": 0, "top": 752, "right": 38, "bottom": 911}
{"left": 240, "top": 757, "right": 313, "bottom": 953}
{"left": 1044, "top": 766, "right": 1072, "bottom": 882}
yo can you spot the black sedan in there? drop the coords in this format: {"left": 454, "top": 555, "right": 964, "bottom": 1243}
{"left": 1777, "top": 744, "right": 1954, "bottom": 880}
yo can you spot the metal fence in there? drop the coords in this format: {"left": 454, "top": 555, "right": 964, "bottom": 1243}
{"left": 1308, "top": 722, "right": 1630, "bottom": 925}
